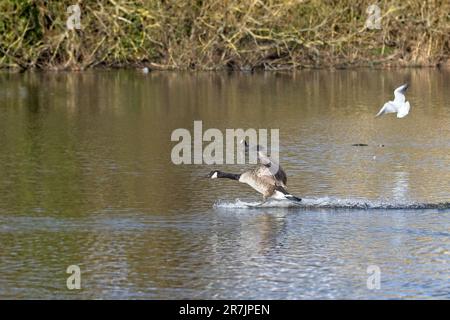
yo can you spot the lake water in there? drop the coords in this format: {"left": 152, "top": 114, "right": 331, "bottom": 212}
{"left": 0, "top": 70, "right": 449, "bottom": 299}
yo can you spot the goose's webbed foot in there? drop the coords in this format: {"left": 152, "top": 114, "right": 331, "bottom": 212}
{"left": 255, "top": 196, "right": 268, "bottom": 207}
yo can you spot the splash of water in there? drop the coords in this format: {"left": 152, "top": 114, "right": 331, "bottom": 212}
{"left": 213, "top": 197, "right": 450, "bottom": 210}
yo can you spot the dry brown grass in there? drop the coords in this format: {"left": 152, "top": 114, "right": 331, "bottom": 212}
{"left": 0, "top": 0, "right": 449, "bottom": 70}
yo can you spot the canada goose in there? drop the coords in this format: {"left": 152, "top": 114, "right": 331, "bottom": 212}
{"left": 376, "top": 83, "right": 411, "bottom": 118}
{"left": 241, "top": 140, "right": 287, "bottom": 188}
{"left": 207, "top": 165, "right": 301, "bottom": 204}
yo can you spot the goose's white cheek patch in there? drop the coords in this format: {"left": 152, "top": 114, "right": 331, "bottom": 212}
{"left": 211, "top": 172, "right": 218, "bottom": 179}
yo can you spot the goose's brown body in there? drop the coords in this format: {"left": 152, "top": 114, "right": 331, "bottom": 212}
{"left": 239, "top": 165, "right": 286, "bottom": 199}
{"left": 209, "top": 140, "right": 301, "bottom": 202}
{"left": 208, "top": 164, "right": 300, "bottom": 202}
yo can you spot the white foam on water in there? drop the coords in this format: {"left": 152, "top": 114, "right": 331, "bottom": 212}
{"left": 213, "top": 198, "right": 300, "bottom": 209}
{"left": 213, "top": 197, "right": 450, "bottom": 210}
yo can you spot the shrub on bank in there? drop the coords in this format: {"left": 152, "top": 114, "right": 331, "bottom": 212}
{"left": 0, "top": 0, "right": 449, "bottom": 70}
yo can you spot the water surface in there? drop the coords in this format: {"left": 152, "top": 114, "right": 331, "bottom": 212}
{"left": 0, "top": 70, "right": 449, "bottom": 299}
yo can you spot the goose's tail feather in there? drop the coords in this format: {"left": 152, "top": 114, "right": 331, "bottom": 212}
{"left": 273, "top": 186, "right": 302, "bottom": 202}
{"left": 285, "top": 194, "right": 302, "bottom": 202}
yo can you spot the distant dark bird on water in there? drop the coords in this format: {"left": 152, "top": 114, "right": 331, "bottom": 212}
{"left": 351, "top": 143, "right": 385, "bottom": 147}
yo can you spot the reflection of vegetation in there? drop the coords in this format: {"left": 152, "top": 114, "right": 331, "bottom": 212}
{"left": 0, "top": 71, "right": 203, "bottom": 216}
{"left": 0, "top": 1, "right": 449, "bottom": 70}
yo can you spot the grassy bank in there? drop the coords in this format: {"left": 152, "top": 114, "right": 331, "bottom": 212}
{"left": 1, "top": 0, "right": 449, "bottom": 71}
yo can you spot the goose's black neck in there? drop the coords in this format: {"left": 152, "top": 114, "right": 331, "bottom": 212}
{"left": 217, "top": 171, "right": 241, "bottom": 180}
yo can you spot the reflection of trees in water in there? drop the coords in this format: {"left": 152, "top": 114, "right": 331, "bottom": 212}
{"left": 2, "top": 69, "right": 449, "bottom": 215}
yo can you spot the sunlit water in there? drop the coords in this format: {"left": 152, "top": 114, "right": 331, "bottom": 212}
{"left": 0, "top": 70, "right": 449, "bottom": 299}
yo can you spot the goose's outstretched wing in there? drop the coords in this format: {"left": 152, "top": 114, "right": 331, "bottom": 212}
{"left": 256, "top": 152, "right": 287, "bottom": 185}
{"left": 242, "top": 139, "right": 287, "bottom": 186}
